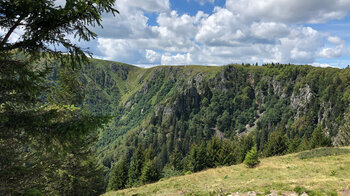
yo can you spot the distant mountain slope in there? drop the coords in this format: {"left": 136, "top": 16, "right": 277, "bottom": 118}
{"left": 76, "top": 61, "right": 350, "bottom": 166}
{"left": 66, "top": 60, "right": 350, "bottom": 191}
{"left": 104, "top": 147, "right": 350, "bottom": 195}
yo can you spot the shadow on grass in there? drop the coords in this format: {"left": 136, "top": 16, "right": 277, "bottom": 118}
{"left": 296, "top": 147, "right": 350, "bottom": 159}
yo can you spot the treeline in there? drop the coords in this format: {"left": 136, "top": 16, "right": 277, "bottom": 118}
{"left": 107, "top": 126, "right": 332, "bottom": 191}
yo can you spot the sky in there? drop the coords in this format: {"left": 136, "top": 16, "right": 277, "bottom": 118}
{"left": 5, "top": 0, "right": 350, "bottom": 68}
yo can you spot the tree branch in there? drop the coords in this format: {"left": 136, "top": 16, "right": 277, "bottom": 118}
{"left": 0, "top": 15, "right": 25, "bottom": 48}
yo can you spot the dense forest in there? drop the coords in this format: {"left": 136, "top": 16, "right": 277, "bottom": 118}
{"left": 69, "top": 60, "right": 350, "bottom": 191}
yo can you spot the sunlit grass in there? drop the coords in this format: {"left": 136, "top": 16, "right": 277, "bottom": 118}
{"left": 104, "top": 147, "right": 350, "bottom": 195}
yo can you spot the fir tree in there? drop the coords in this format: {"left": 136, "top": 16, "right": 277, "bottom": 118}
{"left": 219, "top": 140, "right": 236, "bottom": 166}
{"left": 310, "top": 125, "right": 332, "bottom": 148}
{"left": 206, "top": 137, "right": 223, "bottom": 167}
{"left": 184, "top": 143, "right": 207, "bottom": 172}
{"left": 169, "top": 149, "right": 183, "bottom": 171}
{"left": 127, "top": 144, "right": 145, "bottom": 186}
{"left": 263, "top": 131, "right": 288, "bottom": 157}
{"left": 140, "top": 160, "right": 160, "bottom": 184}
{"left": 107, "top": 157, "right": 129, "bottom": 191}
{"left": 244, "top": 146, "right": 260, "bottom": 168}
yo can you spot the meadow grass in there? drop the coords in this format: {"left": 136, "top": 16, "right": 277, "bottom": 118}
{"left": 104, "top": 147, "right": 350, "bottom": 195}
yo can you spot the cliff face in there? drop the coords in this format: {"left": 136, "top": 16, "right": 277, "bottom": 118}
{"left": 77, "top": 60, "right": 350, "bottom": 167}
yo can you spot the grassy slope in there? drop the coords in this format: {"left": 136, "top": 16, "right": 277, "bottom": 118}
{"left": 105, "top": 147, "right": 350, "bottom": 195}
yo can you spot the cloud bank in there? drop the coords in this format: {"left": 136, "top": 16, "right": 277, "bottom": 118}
{"left": 81, "top": 0, "right": 350, "bottom": 66}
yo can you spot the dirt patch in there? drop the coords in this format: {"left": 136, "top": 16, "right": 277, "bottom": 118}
{"left": 341, "top": 189, "right": 350, "bottom": 196}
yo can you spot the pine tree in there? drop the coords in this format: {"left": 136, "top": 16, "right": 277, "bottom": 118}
{"left": 184, "top": 143, "right": 207, "bottom": 172}
{"left": 127, "top": 144, "right": 145, "bottom": 186}
{"left": 219, "top": 140, "right": 236, "bottom": 166}
{"left": 107, "top": 157, "right": 129, "bottom": 191}
{"left": 206, "top": 137, "right": 223, "bottom": 167}
{"left": 244, "top": 146, "right": 260, "bottom": 168}
{"left": 237, "top": 135, "right": 254, "bottom": 163}
{"left": 144, "top": 144, "right": 156, "bottom": 161}
{"left": 140, "top": 160, "right": 160, "bottom": 184}
{"left": 310, "top": 125, "right": 332, "bottom": 148}
{"left": 169, "top": 149, "right": 183, "bottom": 171}
{"left": 263, "top": 131, "right": 288, "bottom": 157}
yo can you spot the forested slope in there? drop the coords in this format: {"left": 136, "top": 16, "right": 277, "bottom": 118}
{"left": 69, "top": 60, "right": 350, "bottom": 190}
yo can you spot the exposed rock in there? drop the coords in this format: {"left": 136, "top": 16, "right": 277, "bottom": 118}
{"left": 290, "top": 84, "right": 313, "bottom": 120}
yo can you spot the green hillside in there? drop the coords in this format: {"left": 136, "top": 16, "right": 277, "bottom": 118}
{"left": 104, "top": 147, "right": 350, "bottom": 195}
{"left": 58, "top": 60, "right": 350, "bottom": 193}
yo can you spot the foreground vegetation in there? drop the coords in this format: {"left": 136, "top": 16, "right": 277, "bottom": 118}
{"left": 105, "top": 147, "right": 350, "bottom": 195}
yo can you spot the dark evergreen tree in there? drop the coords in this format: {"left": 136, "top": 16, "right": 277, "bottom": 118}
{"left": 206, "top": 137, "right": 223, "bottom": 167}
{"left": 217, "top": 111, "right": 231, "bottom": 133}
{"left": 310, "top": 125, "right": 332, "bottom": 148}
{"left": 263, "top": 131, "right": 288, "bottom": 157}
{"left": 127, "top": 144, "right": 145, "bottom": 186}
{"left": 184, "top": 143, "right": 207, "bottom": 172}
{"left": 107, "top": 157, "right": 129, "bottom": 191}
{"left": 237, "top": 135, "right": 254, "bottom": 163}
{"left": 219, "top": 140, "right": 236, "bottom": 166}
{"left": 145, "top": 144, "right": 156, "bottom": 161}
{"left": 140, "top": 160, "right": 160, "bottom": 184}
{"left": 169, "top": 149, "right": 183, "bottom": 171}
{"left": 46, "top": 151, "right": 105, "bottom": 196}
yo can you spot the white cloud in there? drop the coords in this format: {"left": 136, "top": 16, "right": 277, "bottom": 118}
{"left": 194, "top": 0, "right": 215, "bottom": 6}
{"left": 226, "top": 0, "right": 350, "bottom": 24}
{"left": 161, "top": 53, "right": 193, "bottom": 65}
{"left": 145, "top": 49, "right": 161, "bottom": 63}
{"left": 251, "top": 22, "right": 290, "bottom": 40}
{"left": 318, "top": 36, "right": 346, "bottom": 58}
{"left": 311, "top": 63, "right": 334, "bottom": 68}
{"left": 97, "top": 38, "right": 144, "bottom": 63}
{"left": 195, "top": 8, "right": 245, "bottom": 46}
{"left": 328, "top": 36, "right": 345, "bottom": 45}
{"left": 116, "top": 0, "right": 170, "bottom": 13}
{"left": 319, "top": 46, "right": 344, "bottom": 58}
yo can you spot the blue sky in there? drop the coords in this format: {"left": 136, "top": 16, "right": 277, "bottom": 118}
{"left": 16, "top": 0, "right": 350, "bottom": 68}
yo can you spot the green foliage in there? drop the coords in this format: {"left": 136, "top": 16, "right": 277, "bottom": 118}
{"left": 127, "top": 144, "right": 145, "bottom": 186}
{"left": 263, "top": 131, "right": 288, "bottom": 157}
{"left": 184, "top": 143, "right": 208, "bottom": 172}
{"left": 0, "top": 0, "right": 117, "bottom": 195}
{"left": 45, "top": 152, "right": 105, "bottom": 196}
{"left": 107, "top": 157, "right": 129, "bottom": 191}
{"left": 206, "top": 137, "right": 223, "bottom": 167}
{"left": 310, "top": 125, "right": 332, "bottom": 149}
{"left": 244, "top": 146, "right": 260, "bottom": 168}
{"left": 0, "top": 0, "right": 118, "bottom": 67}
{"left": 140, "top": 160, "right": 160, "bottom": 184}
{"left": 169, "top": 149, "right": 183, "bottom": 171}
